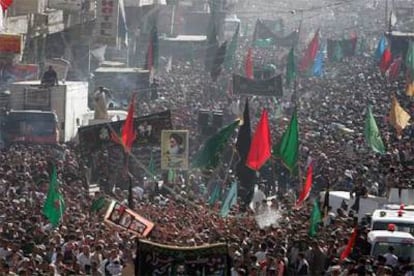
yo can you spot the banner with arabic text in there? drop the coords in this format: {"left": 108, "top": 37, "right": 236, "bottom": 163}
{"left": 136, "top": 240, "right": 230, "bottom": 276}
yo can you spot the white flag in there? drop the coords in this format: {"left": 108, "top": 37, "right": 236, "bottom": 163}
{"left": 0, "top": 10, "right": 3, "bottom": 32}
{"left": 90, "top": 45, "right": 107, "bottom": 63}
{"left": 390, "top": 10, "right": 397, "bottom": 27}
{"left": 165, "top": 56, "right": 172, "bottom": 73}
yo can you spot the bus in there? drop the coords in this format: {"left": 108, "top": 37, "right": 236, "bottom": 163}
{"left": 2, "top": 110, "right": 59, "bottom": 145}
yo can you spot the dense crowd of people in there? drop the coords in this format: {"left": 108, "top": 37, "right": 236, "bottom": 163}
{"left": 0, "top": 11, "right": 414, "bottom": 276}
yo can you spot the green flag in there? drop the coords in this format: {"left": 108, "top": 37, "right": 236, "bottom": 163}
{"left": 309, "top": 199, "right": 322, "bottom": 237}
{"left": 167, "top": 168, "right": 176, "bottom": 183}
{"left": 43, "top": 166, "right": 65, "bottom": 227}
{"left": 193, "top": 120, "right": 239, "bottom": 169}
{"left": 364, "top": 105, "right": 385, "bottom": 154}
{"left": 219, "top": 181, "right": 238, "bottom": 217}
{"left": 147, "top": 151, "right": 156, "bottom": 180}
{"left": 275, "top": 110, "right": 299, "bottom": 173}
{"left": 406, "top": 41, "right": 414, "bottom": 75}
{"left": 286, "top": 47, "right": 296, "bottom": 86}
{"left": 208, "top": 183, "right": 222, "bottom": 206}
{"left": 91, "top": 196, "right": 106, "bottom": 212}
{"left": 224, "top": 23, "right": 240, "bottom": 70}
{"left": 333, "top": 41, "right": 343, "bottom": 62}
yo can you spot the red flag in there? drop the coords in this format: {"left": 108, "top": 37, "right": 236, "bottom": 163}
{"left": 380, "top": 48, "right": 392, "bottom": 74}
{"left": 340, "top": 227, "right": 358, "bottom": 261}
{"left": 299, "top": 30, "right": 319, "bottom": 72}
{"left": 295, "top": 162, "right": 313, "bottom": 208}
{"left": 245, "top": 47, "right": 254, "bottom": 79}
{"left": 0, "top": 0, "right": 13, "bottom": 10}
{"left": 350, "top": 31, "right": 358, "bottom": 53}
{"left": 246, "top": 109, "right": 271, "bottom": 171}
{"left": 111, "top": 95, "right": 137, "bottom": 153}
{"left": 386, "top": 56, "right": 402, "bottom": 81}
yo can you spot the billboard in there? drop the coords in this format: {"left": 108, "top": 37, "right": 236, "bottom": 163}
{"left": 0, "top": 34, "right": 21, "bottom": 54}
{"left": 95, "top": 0, "right": 119, "bottom": 46}
{"left": 161, "top": 130, "right": 189, "bottom": 170}
{"left": 49, "top": 0, "right": 83, "bottom": 11}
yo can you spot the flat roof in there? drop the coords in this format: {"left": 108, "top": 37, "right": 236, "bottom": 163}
{"left": 95, "top": 67, "right": 149, "bottom": 73}
{"left": 386, "top": 31, "right": 414, "bottom": 37}
{"left": 12, "top": 81, "right": 88, "bottom": 85}
{"left": 368, "top": 230, "right": 414, "bottom": 241}
{"left": 161, "top": 35, "right": 207, "bottom": 42}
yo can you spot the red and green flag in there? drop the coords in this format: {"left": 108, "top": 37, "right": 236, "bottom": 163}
{"left": 295, "top": 162, "right": 313, "bottom": 208}
{"left": 299, "top": 30, "right": 319, "bottom": 72}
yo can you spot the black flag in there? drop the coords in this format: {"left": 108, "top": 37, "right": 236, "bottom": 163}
{"left": 233, "top": 74, "right": 283, "bottom": 98}
{"left": 236, "top": 99, "right": 256, "bottom": 209}
{"left": 210, "top": 41, "right": 227, "bottom": 81}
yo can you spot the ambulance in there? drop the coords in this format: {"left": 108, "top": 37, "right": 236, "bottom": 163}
{"left": 371, "top": 207, "right": 414, "bottom": 235}
{"left": 368, "top": 229, "right": 414, "bottom": 260}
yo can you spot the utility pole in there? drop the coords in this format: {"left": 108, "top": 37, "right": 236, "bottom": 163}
{"left": 385, "top": 0, "right": 388, "bottom": 31}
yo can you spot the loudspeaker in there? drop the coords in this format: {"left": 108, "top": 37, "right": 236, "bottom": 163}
{"left": 198, "top": 110, "right": 223, "bottom": 135}
{"left": 198, "top": 110, "right": 211, "bottom": 127}
{"left": 212, "top": 111, "right": 223, "bottom": 129}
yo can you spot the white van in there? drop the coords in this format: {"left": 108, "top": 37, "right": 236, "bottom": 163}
{"left": 368, "top": 230, "right": 414, "bottom": 260}
{"left": 81, "top": 110, "right": 128, "bottom": 126}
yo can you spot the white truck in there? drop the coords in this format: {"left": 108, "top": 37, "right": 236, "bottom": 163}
{"left": 319, "top": 191, "right": 387, "bottom": 221}
{"left": 8, "top": 81, "right": 88, "bottom": 142}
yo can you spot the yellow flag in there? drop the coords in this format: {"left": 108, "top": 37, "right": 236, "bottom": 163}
{"left": 407, "top": 81, "right": 414, "bottom": 97}
{"left": 389, "top": 96, "right": 411, "bottom": 136}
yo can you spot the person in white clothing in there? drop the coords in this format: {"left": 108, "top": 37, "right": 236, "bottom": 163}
{"left": 383, "top": 246, "right": 398, "bottom": 268}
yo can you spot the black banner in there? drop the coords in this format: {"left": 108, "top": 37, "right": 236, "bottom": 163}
{"left": 253, "top": 19, "right": 276, "bottom": 41}
{"left": 78, "top": 110, "right": 172, "bottom": 157}
{"left": 327, "top": 38, "right": 357, "bottom": 61}
{"left": 253, "top": 19, "right": 298, "bottom": 47}
{"left": 276, "top": 31, "right": 300, "bottom": 48}
{"left": 136, "top": 240, "right": 230, "bottom": 276}
{"left": 233, "top": 74, "right": 283, "bottom": 98}
{"left": 78, "top": 111, "right": 171, "bottom": 190}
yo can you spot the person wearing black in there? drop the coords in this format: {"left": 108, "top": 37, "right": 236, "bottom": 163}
{"left": 41, "top": 66, "right": 58, "bottom": 86}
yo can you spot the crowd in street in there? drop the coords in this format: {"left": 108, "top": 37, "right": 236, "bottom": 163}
{"left": 0, "top": 19, "right": 413, "bottom": 276}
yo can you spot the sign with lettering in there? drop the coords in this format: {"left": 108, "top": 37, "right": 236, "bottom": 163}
{"left": 0, "top": 34, "right": 21, "bottom": 54}
{"left": 48, "top": 0, "right": 82, "bottom": 11}
{"left": 104, "top": 201, "right": 155, "bottom": 237}
{"left": 136, "top": 240, "right": 231, "bottom": 275}
{"left": 95, "top": 0, "right": 119, "bottom": 46}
